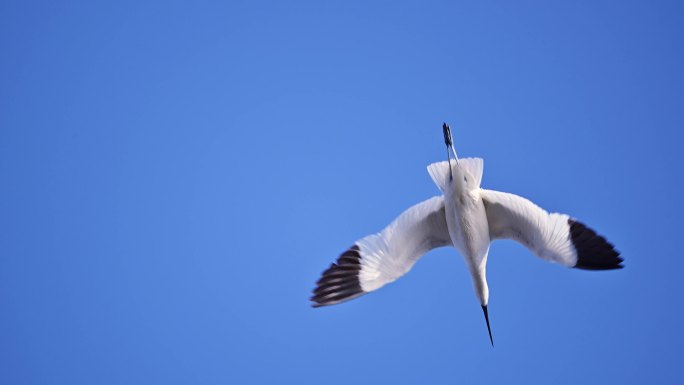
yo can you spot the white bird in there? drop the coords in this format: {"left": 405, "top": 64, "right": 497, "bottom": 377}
{"left": 311, "top": 123, "right": 622, "bottom": 345}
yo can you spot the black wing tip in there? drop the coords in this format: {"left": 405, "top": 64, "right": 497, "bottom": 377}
{"left": 568, "top": 219, "right": 624, "bottom": 270}
{"left": 311, "top": 244, "right": 365, "bottom": 307}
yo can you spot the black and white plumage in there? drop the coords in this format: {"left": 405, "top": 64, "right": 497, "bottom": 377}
{"left": 311, "top": 125, "right": 622, "bottom": 345}
{"left": 480, "top": 190, "right": 621, "bottom": 270}
{"left": 312, "top": 196, "right": 451, "bottom": 307}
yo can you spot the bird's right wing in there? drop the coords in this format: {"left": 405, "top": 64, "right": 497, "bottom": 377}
{"left": 311, "top": 196, "right": 452, "bottom": 307}
{"left": 480, "top": 189, "right": 622, "bottom": 270}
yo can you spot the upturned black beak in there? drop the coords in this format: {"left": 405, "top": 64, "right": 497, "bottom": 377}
{"left": 482, "top": 305, "right": 494, "bottom": 347}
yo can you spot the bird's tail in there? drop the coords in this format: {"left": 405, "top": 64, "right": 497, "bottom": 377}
{"left": 427, "top": 161, "right": 451, "bottom": 192}
{"left": 427, "top": 158, "right": 484, "bottom": 192}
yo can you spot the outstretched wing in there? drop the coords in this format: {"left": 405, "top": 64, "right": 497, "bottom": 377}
{"left": 480, "top": 189, "right": 622, "bottom": 270}
{"left": 311, "top": 196, "right": 452, "bottom": 307}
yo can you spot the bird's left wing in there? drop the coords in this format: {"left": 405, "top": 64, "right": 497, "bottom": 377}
{"left": 311, "top": 196, "right": 452, "bottom": 307}
{"left": 480, "top": 189, "right": 622, "bottom": 270}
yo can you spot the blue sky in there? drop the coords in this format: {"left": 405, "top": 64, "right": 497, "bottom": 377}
{"left": 1, "top": 1, "right": 683, "bottom": 384}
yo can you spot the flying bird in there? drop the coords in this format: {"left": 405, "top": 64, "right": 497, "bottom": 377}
{"left": 311, "top": 123, "right": 622, "bottom": 346}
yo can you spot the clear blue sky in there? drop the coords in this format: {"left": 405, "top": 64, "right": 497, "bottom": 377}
{"left": 1, "top": 1, "right": 683, "bottom": 384}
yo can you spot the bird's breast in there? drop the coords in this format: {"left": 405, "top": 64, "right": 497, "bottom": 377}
{"left": 445, "top": 190, "right": 491, "bottom": 264}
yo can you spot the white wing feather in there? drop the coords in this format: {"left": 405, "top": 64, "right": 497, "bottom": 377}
{"left": 311, "top": 196, "right": 451, "bottom": 307}
{"left": 358, "top": 196, "right": 451, "bottom": 291}
{"left": 480, "top": 189, "right": 577, "bottom": 267}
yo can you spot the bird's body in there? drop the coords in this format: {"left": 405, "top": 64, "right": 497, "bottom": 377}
{"left": 312, "top": 124, "right": 622, "bottom": 345}
{"left": 437, "top": 159, "right": 491, "bottom": 307}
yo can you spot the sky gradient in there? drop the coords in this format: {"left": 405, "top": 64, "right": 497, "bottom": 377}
{"left": 2, "top": 1, "right": 684, "bottom": 384}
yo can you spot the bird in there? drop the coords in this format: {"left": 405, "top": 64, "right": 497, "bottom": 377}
{"left": 311, "top": 123, "right": 622, "bottom": 346}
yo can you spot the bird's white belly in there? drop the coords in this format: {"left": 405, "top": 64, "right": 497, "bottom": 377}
{"left": 445, "top": 190, "right": 491, "bottom": 271}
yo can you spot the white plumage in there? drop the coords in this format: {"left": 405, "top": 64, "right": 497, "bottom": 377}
{"left": 312, "top": 126, "right": 622, "bottom": 345}
{"left": 357, "top": 196, "right": 451, "bottom": 292}
{"left": 481, "top": 189, "right": 577, "bottom": 267}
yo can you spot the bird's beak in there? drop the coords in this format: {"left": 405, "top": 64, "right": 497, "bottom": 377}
{"left": 482, "top": 305, "right": 494, "bottom": 347}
